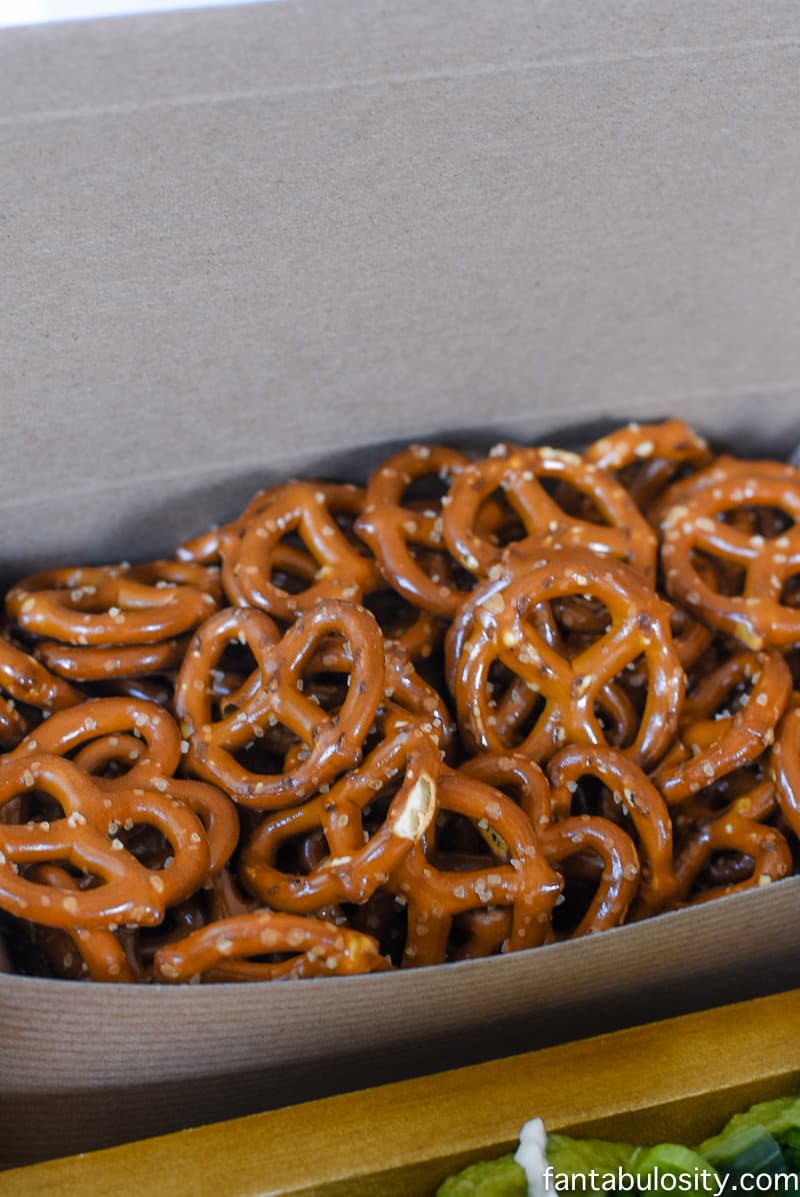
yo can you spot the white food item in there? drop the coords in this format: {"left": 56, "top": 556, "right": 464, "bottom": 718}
{"left": 513, "top": 1118, "right": 552, "bottom": 1197}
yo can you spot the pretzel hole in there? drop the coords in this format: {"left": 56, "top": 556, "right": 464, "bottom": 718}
{"left": 430, "top": 809, "right": 508, "bottom": 865}
{"left": 119, "top": 824, "right": 175, "bottom": 870}
{"left": 486, "top": 662, "right": 547, "bottom": 747}
{"left": 132, "top": 898, "right": 206, "bottom": 966}
{"left": 719, "top": 505, "right": 794, "bottom": 538}
{"left": 689, "top": 549, "right": 746, "bottom": 597}
{"left": 400, "top": 474, "right": 450, "bottom": 507}
{"left": 689, "top": 849, "right": 757, "bottom": 897}
{"left": 346, "top": 891, "right": 407, "bottom": 963}
{"left": 550, "top": 853, "right": 606, "bottom": 934}
{"left": 474, "top": 490, "right": 526, "bottom": 547}
{"left": 540, "top": 477, "right": 609, "bottom": 525}
{"left": 780, "top": 574, "right": 800, "bottom": 608}
{"left": 274, "top": 826, "right": 333, "bottom": 876}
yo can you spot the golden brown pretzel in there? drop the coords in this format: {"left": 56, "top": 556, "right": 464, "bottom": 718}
{"left": 660, "top": 462, "right": 800, "bottom": 650}
{"left": 35, "top": 637, "right": 188, "bottom": 681}
{"left": 458, "top": 751, "right": 641, "bottom": 933}
{"left": 240, "top": 727, "right": 441, "bottom": 911}
{"left": 652, "top": 651, "right": 791, "bottom": 805}
{"left": 585, "top": 419, "right": 712, "bottom": 511}
{"left": 7, "top": 562, "right": 219, "bottom": 646}
{"left": 153, "top": 911, "right": 390, "bottom": 983}
{"left": 221, "top": 482, "right": 382, "bottom": 620}
{"left": 354, "top": 444, "right": 473, "bottom": 618}
{"left": 176, "top": 602, "right": 385, "bottom": 807}
{"left": 23, "top": 865, "right": 137, "bottom": 982}
{"left": 547, "top": 744, "right": 677, "bottom": 918}
{"left": 0, "top": 635, "right": 82, "bottom": 748}
{"left": 449, "top": 549, "right": 684, "bottom": 767}
{"left": 459, "top": 751, "right": 552, "bottom": 830}
{"left": 0, "top": 755, "right": 210, "bottom": 929}
{"left": 671, "top": 807, "right": 792, "bottom": 904}
{"left": 11, "top": 697, "right": 183, "bottom": 789}
{"left": 442, "top": 445, "right": 656, "bottom": 582}
{"left": 389, "top": 769, "right": 562, "bottom": 967}
{"left": 771, "top": 705, "right": 800, "bottom": 839}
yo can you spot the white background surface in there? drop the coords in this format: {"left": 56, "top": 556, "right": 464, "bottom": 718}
{"left": 1, "top": 0, "right": 276, "bottom": 27}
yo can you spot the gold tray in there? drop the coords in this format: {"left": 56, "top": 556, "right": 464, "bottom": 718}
{"left": 5, "top": 988, "right": 800, "bottom": 1197}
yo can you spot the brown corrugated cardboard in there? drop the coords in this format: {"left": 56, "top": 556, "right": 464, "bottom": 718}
{"left": 2, "top": 0, "right": 800, "bottom": 1175}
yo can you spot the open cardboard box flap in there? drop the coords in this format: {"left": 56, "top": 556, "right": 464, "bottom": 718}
{"left": 2, "top": 0, "right": 800, "bottom": 1172}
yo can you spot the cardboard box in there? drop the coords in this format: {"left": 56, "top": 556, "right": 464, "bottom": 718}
{"left": 5, "top": 990, "right": 800, "bottom": 1196}
{"left": 2, "top": 0, "right": 800, "bottom": 1174}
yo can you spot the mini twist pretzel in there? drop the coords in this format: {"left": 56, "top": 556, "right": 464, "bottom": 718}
{"left": 585, "top": 420, "right": 712, "bottom": 512}
{"left": 11, "top": 697, "right": 183, "bottom": 789}
{"left": 458, "top": 751, "right": 641, "bottom": 933}
{"left": 442, "top": 445, "right": 656, "bottom": 582}
{"left": 771, "top": 706, "right": 800, "bottom": 840}
{"left": 35, "top": 637, "right": 189, "bottom": 682}
{"left": 153, "top": 912, "right": 390, "bottom": 983}
{"left": 7, "top": 561, "right": 220, "bottom": 647}
{"left": 548, "top": 744, "right": 677, "bottom": 918}
{"left": 0, "top": 755, "right": 210, "bottom": 929}
{"left": 450, "top": 549, "right": 684, "bottom": 768}
{"left": 10, "top": 700, "right": 239, "bottom": 878}
{"left": 445, "top": 568, "right": 644, "bottom": 754}
{"left": 660, "top": 462, "right": 800, "bottom": 650}
{"left": 240, "top": 727, "right": 441, "bottom": 911}
{"left": 671, "top": 806, "right": 792, "bottom": 905}
{"left": 389, "top": 769, "right": 562, "bottom": 967}
{"left": 459, "top": 751, "right": 552, "bottom": 831}
{"left": 23, "top": 864, "right": 137, "bottom": 982}
{"left": 652, "top": 651, "right": 791, "bottom": 805}
{"left": 176, "top": 602, "right": 385, "bottom": 807}
{"left": 0, "top": 635, "right": 82, "bottom": 748}
{"left": 354, "top": 444, "right": 472, "bottom": 618}
{"left": 221, "top": 482, "right": 383, "bottom": 620}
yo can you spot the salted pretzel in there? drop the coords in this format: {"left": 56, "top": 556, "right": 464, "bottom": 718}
{"left": 442, "top": 445, "right": 656, "bottom": 582}
{"left": 771, "top": 706, "right": 800, "bottom": 840}
{"left": 0, "top": 635, "right": 81, "bottom": 748}
{"left": 585, "top": 420, "right": 712, "bottom": 512}
{"left": 7, "top": 561, "right": 219, "bottom": 647}
{"left": 177, "top": 602, "right": 385, "bottom": 807}
{"left": 458, "top": 751, "right": 641, "bottom": 933}
{"left": 449, "top": 549, "right": 684, "bottom": 767}
{"left": 10, "top": 701, "right": 239, "bottom": 877}
{"left": 0, "top": 755, "right": 210, "bottom": 929}
{"left": 652, "top": 651, "right": 791, "bottom": 805}
{"left": 548, "top": 744, "right": 677, "bottom": 918}
{"left": 354, "top": 444, "right": 473, "bottom": 618}
{"left": 221, "top": 482, "right": 383, "bottom": 621}
{"left": 11, "top": 697, "right": 182, "bottom": 785}
{"left": 387, "top": 768, "right": 561, "bottom": 967}
{"left": 660, "top": 461, "right": 800, "bottom": 650}
{"left": 35, "top": 637, "right": 189, "bottom": 682}
{"left": 153, "top": 911, "right": 389, "bottom": 983}
{"left": 671, "top": 806, "right": 792, "bottom": 905}
{"left": 459, "top": 751, "right": 552, "bottom": 830}
{"left": 22, "top": 864, "right": 137, "bottom": 982}
{"left": 240, "top": 727, "right": 440, "bottom": 911}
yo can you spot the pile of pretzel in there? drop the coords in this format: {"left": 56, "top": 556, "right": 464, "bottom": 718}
{"left": 1, "top": 418, "right": 799, "bottom": 984}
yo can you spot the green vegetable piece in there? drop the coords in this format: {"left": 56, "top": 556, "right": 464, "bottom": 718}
{"left": 631, "top": 1144, "right": 719, "bottom": 1193}
{"left": 546, "top": 1132, "right": 636, "bottom": 1177}
{"left": 436, "top": 1153, "right": 528, "bottom": 1197}
{"left": 699, "top": 1099, "right": 800, "bottom": 1155}
{"left": 703, "top": 1126, "right": 786, "bottom": 1178}
{"left": 777, "top": 1127, "right": 800, "bottom": 1171}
